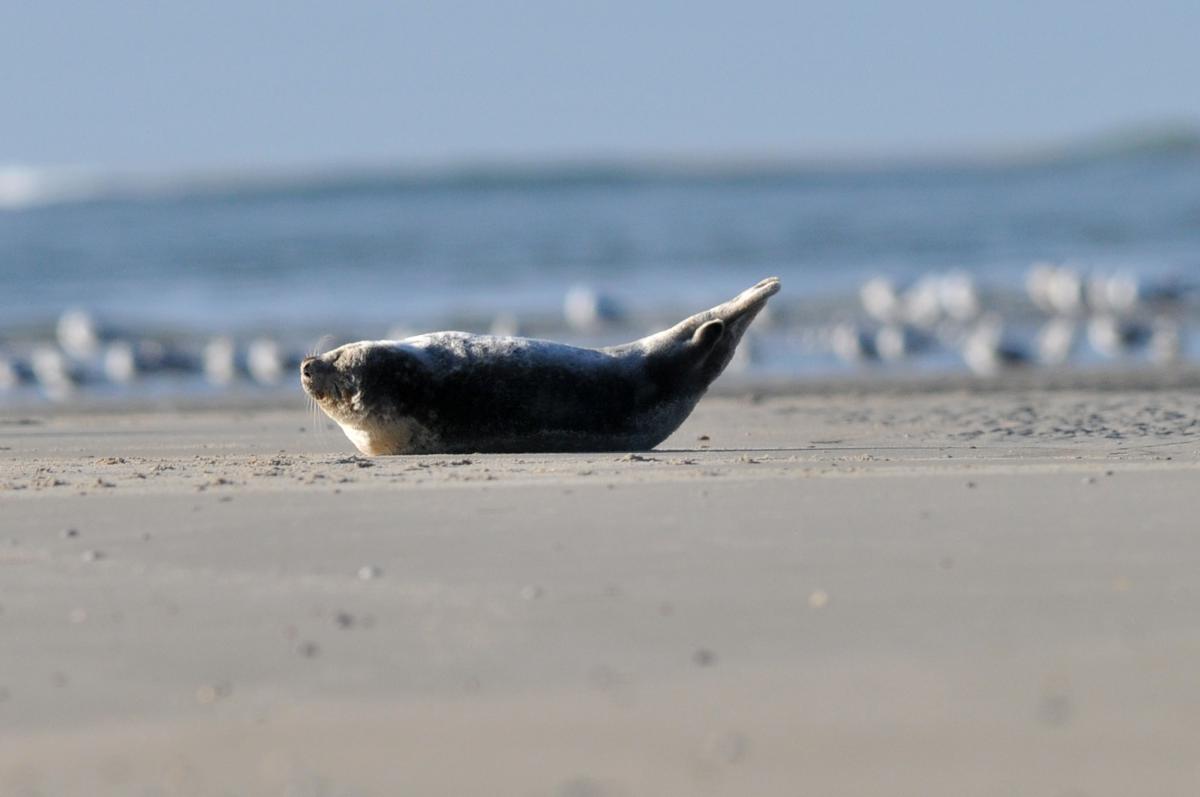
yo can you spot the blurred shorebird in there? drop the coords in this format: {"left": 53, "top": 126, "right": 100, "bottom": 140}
{"left": 830, "top": 322, "right": 880, "bottom": 364}
{"left": 0, "top": 353, "right": 33, "bottom": 391}
{"left": 30, "top": 345, "right": 83, "bottom": 400}
{"left": 962, "top": 316, "right": 1031, "bottom": 377}
{"left": 1027, "top": 263, "right": 1086, "bottom": 316}
{"left": 203, "top": 337, "right": 240, "bottom": 386}
{"left": 102, "top": 340, "right": 199, "bottom": 384}
{"left": 875, "top": 324, "right": 931, "bottom": 362}
{"left": 488, "top": 312, "right": 523, "bottom": 338}
{"left": 1148, "top": 318, "right": 1184, "bottom": 364}
{"left": 564, "top": 285, "right": 624, "bottom": 331}
{"left": 861, "top": 272, "right": 981, "bottom": 331}
{"left": 1086, "top": 271, "right": 1190, "bottom": 316}
{"left": 936, "top": 271, "right": 982, "bottom": 323}
{"left": 859, "top": 277, "right": 904, "bottom": 325}
{"left": 246, "top": 338, "right": 303, "bottom": 386}
{"left": 56, "top": 309, "right": 105, "bottom": 360}
{"left": 1035, "top": 317, "right": 1078, "bottom": 366}
{"left": 1086, "top": 315, "right": 1152, "bottom": 358}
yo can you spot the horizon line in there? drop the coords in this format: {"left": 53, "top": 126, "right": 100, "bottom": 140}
{"left": 3, "top": 119, "right": 1199, "bottom": 210}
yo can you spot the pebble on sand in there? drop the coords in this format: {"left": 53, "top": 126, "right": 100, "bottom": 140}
{"left": 195, "top": 682, "right": 232, "bottom": 705}
{"left": 703, "top": 730, "right": 750, "bottom": 765}
{"left": 81, "top": 549, "right": 104, "bottom": 562}
{"left": 808, "top": 589, "right": 830, "bottom": 609}
{"left": 520, "top": 584, "right": 545, "bottom": 600}
{"left": 357, "top": 565, "right": 382, "bottom": 581}
{"left": 1037, "top": 692, "right": 1074, "bottom": 727}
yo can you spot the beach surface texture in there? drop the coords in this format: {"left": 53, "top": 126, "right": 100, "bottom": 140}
{"left": 3, "top": 384, "right": 1200, "bottom": 796}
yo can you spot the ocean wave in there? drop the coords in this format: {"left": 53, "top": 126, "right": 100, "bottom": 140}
{"left": 4, "top": 123, "right": 1198, "bottom": 211}
{"left": 0, "top": 166, "right": 109, "bottom": 210}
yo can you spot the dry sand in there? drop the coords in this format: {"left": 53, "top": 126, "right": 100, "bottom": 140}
{"left": 2, "top": 387, "right": 1200, "bottom": 796}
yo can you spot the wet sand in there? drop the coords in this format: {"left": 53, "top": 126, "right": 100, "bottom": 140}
{"left": 2, "top": 388, "right": 1200, "bottom": 796}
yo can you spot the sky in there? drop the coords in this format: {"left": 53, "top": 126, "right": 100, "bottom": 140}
{"left": 3, "top": 0, "right": 1199, "bottom": 171}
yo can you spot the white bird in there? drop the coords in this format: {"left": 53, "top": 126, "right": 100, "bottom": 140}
{"left": 102, "top": 342, "right": 139, "bottom": 384}
{"left": 1026, "top": 263, "right": 1058, "bottom": 314}
{"left": 0, "top": 354, "right": 32, "bottom": 391}
{"left": 30, "top": 346, "right": 80, "bottom": 401}
{"left": 203, "top": 337, "right": 239, "bottom": 386}
{"left": 1027, "top": 263, "right": 1086, "bottom": 316}
{"left": 1089, "top": 271, "right": 1189, "bottom": 316}
{"left": 385, "top": 326, "right": 418, "bottom": 342}
{"left": 1035, "top": 317, "right": 1078, "bottom": 366}
{"left": 1046, "top": 266, "right": 1086, "bottom": 316}
{"left": 900, "top": 275, "right": 944, "bottom": 328}
{"left": 936, "top": 271, "right": 982, "bottom": 322}
{"left": 246, "top": 338, "right": 293, "bottom": 386}
{"left": 1148, "top": 317, "right": 1184, "bottom": 365}
{"left": 876, "top": 324, "right": 930, "bottom": 362}
{"left": 859, "top": 277, "right": 904, "bottom": 325}
{"left": 488, "top": 312, "right": 522, "bottom": 338}
{"left": 56, "top": 309, "right": 103, "bottom": 359}
{"left": 1087, "top": 316, "right": 1151, "bottom": 358}
{"left": 564, "top": 285, "right": 624, "bottom": 331}
{"left": 830, "top": 322, "right": 879, "bottom": 364}
{"left": 962, "top": 317, "right": 1030, "bottom": 376}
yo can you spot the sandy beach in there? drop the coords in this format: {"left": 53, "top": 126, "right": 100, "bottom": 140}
{"left": 3, "top": 384, "right": 1200, "bottom": 796}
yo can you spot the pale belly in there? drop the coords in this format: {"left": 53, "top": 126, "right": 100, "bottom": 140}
{"left": 336, "top": 416, "right": 439, "bottom": 456}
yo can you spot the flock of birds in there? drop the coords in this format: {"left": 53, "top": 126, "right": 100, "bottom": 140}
{"left": 0, "top": 263, "right": 1195, "bottom": 402}
{"left": 0, "top": 284, "right": 649, "bottom": 402}
{"left": 0, "top": 316, "right": 310, "bottom": 402}
{"left": 829, "top": 263, "right": 1192, "bottom": 376}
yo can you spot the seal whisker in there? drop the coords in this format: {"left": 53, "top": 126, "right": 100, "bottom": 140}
{"left": 309, "top": 393, "right": 324, "bottom": 437}
{"left": 312, "top": 334, "right": 335, "bottom": 358}
{"left": 303, "top": 333, "right": 337, "bottom": 437}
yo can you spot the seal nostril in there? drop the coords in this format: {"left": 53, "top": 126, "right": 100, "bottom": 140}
{"left": 302, "top": 359, "right": 313, "bottom": 377}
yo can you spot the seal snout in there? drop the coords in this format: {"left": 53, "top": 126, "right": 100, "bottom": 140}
{"left": 300, "top": 355, "right": 334, "bottom": 400}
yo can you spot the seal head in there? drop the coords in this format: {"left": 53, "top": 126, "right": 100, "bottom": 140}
{"left": 302, "top": 342, "right": 441, "bottom": 455}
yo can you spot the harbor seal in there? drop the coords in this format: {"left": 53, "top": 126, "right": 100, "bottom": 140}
{"left": 301, "top": 277, "right": 780, "bottom": 455}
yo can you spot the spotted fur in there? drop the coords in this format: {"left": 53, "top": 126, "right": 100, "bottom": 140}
{"left": 302, "top": 278, "right": 780, "bottom": 455}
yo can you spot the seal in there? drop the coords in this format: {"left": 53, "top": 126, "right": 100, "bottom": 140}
{"left": 301, "top": 277, "right": 780, "bottom": 455}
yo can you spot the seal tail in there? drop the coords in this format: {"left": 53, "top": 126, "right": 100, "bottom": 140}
{"left": 634, "top": 276, "right": 781, "bottom": 384}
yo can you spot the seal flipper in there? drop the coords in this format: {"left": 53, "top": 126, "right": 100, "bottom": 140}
{"left": 626, "top": 277, "right": 780, "bottom": 388}
{"left": 691, "top": 319, "right": 725, "bottom": 350}
{"left": 703, "top": 276, "right": 781, "bottom": 338}
{"left": 650, "top": 277, "right": 780, "bottom": 345}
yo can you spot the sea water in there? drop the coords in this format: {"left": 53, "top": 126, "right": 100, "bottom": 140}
{"left": 2, "top": 147, "right": 1199, "bottom": 401}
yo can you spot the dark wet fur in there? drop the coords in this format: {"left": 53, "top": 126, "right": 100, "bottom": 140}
{"left": 356, "top": 341, "right": 694, "bottom": 452}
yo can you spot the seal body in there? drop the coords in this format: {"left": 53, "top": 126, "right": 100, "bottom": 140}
{"left": 301, "top": 277, "right": 780, "bottom": 455}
